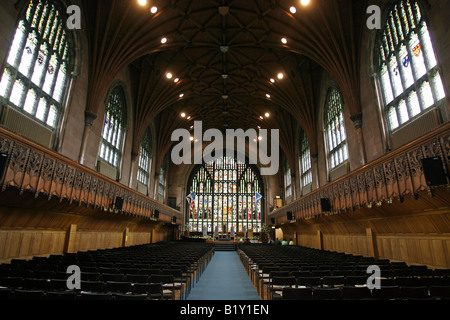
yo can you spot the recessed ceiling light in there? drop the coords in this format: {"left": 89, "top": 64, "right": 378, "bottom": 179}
{"left": 179, "top": 93, "right": 184, "bottom": 98}
{"left": 301, "top": 0, "right": 310, "bottom": 6}
{"left": 187, "top": 116, "right": 191, "bottom": 120}
{"left": 137, "top": 0, "right": 147, "bottom": 6}
{"left": 266, "top": 94, "right": 271, "bottom": 99}
{"left": 277, "top": 73, "right": 284, "bottom": 80}
{"left": 174, "top": 78, "right": 180, "bottom": 83}
{"left": 161, "top": 37, "right": 168, "bottom": 44}
{"left": 260, "top": 116, "right": 264, "bottom": 120}
{"left": 166, "top": 72, "right": 173, "bottom": 79}
{"left": 265, "top": 112, "right": 270, "bottom": 118}
{"left": 281, "top": 38, "right": 288, "bottom": 44}
{"left": 290, "top": 6, "right": 297, "bottom": 14}
{"left": 270, "top": 78, "right": 275, "bottom": 83}
{"left": 181, "top": 113, "right": 186, "bottom": 118}
{"left": 150, "top": 6, "right": 158, "bottom": 14}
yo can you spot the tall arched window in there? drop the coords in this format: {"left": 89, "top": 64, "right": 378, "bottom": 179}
{"left": 0, "top": 0, "right": 73, "bottom": 129}
{"left": 299, "top": 132, "right": 312, "bottom": 188}
{"left": 187, "top": 156, "right": 263, "bottom": 234}
{"left": 376, "top": 0, "right": 446, "bottom": 132}
{"left": 284, "top": 159, "right": 292, "bottom": 199}
{"left": 325, "top": 88, "right": 348, "bottom": 170}
{"left": 158, "top": 157, "right": 168, "bottom": 203}
{"left": 137, "top": 128, "right": 152, "bottom": 187}
{"left": 99, "top": 86, "right": 127, "bottom": 169}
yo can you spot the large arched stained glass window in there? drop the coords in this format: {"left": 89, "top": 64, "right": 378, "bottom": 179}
{"left": 0, "top": 0, "right": 73, "bottom": 129}
{"left": 99, "top": 86, "right": 127, "bottom": 169}
{"left": 325, "top": 88, "right": 349, "bottom": 170}
{"left": 376, "top": 0, "right": 446, "bottom": 132}
{"left": 188, "top": 156, "right": 263, "bottom": 234}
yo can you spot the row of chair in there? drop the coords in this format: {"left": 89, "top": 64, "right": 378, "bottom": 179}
{"left": 238, "top": 244, "right": 450, "bottom": 300}
{"left": 279, "top": 285, "right": 450, "bottom": 300}
{"left": 0, "top": 242, "right": 215, "bottom": 300}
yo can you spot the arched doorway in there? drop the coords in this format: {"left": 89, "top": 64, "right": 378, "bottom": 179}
{"left": 186, "top": 155, "right": 264, "bottom": 237}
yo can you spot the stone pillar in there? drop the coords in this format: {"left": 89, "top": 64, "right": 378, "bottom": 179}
{"left": 78, "top": 111, "right": 97, "bottom": 165}
{"left": 351, "top": 113, "right": 367, "bottom": 167}
{"left": 311, "top": 154, "right": 320, "bottom": 190}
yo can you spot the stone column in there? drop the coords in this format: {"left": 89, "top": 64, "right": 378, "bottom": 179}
{"left": 351, "top": 113, "right": 367, "bottom": 167}
{"left": 78, "top": 111, "right": 97, "bottom": 165}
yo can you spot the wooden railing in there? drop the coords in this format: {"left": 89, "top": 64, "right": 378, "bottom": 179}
{"left": 0, "top": 127, "right": 181, "bottom": 223}
{"left": 270, "top": 123, "right": 450, "bottom": 223}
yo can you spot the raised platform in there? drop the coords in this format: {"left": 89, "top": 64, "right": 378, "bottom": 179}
{"left": 211, "top": 240, "right": 237, "bottom": 251}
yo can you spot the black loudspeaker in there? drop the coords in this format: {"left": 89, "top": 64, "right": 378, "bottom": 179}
{"left": 154, "top": 210, "right": 159, "bottom": 219}
{"left": 270, "top": 218, "right": 275, "bottom": 225}
{"left": 320, "top": 198, "right": 331, "bottom": 212}
{"left": 0, "top": 153, "right": 8, "bottom": 179}
{"left": 172, "top": 216, "right": 177, "bottom": 223}
{"left": 287, "top": 211, "right": 293, "bottom": 221}
{"left": 115, "top": 197, "right": 124, "bottom": 210}
{"left": 421, "top": 156, "right": 448, "bottom": 186}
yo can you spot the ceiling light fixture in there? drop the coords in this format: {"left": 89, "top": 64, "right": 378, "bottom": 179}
{"left": 277, "top": 73, "right": 284, "bottom": 80}
{"left": 150, "top": 6, "right": 158, "bottom": 14}
{"left": 181, "top": 113, "right": 186, "bottom": 118}
{"left": 281, "top": 38, "right": 288, "bottom": 44}
{"left": 265, "top": 112, "right": 270, "bottom": 118}
{"left": 174, "top": 78, "right": 180, "bottom": 83}
{"left": 179, "top": 93, "right": 184, "bottom": 98}
{"left": 166, "top": 72, "right": 173, "bottom": 79}
{"left": 270, "top": 78, "right": 275, "bottom": 83}
{"left": 266, "top": 94, "right": 271, "bottom": 99}
{"left": 290, "top": 6, "right": 297, "bottom": 14}
{"left": 161, "top": 37, "right": 168, "bottom": 44}
{"left": 301, "top": 0, "right": 310, "bottom": 6}
{"left": 137, "top": 0, "right": 147, "bottom": 6}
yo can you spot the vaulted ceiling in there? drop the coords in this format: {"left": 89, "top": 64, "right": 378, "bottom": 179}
{"left": 81, "top": 0, "right": 368, "bottom": 171}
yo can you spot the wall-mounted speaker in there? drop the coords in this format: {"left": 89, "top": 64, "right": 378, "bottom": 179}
{"left": 287, "top": 211, "right": 293, "bottom": 221}
{"left": 154, "top": 210, "right": 159, "bottom": 219}
{"left": 114, "top": 197, "right": 124, "bottom": 210}
{"left": 270, "top": 218, "right": 275, "bottom": 225}
{"left": 320, "top": 198, "right": 331, "bottom": 212}
{"left": 421, "top": 156, "right": 448, "bottom": 186}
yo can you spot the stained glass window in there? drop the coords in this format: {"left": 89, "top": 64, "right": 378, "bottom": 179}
{"left": 299, "top": 132, "right": 312, "bottom": 187}
{"left": 376, "top": 0, "right": 446, "bottom": 132}
{"left": 99, "top": 86, "right": 127, "bottom": 168}
{"left": 284, "top": 160, "right": 292, "bottom": 199}
{"left": 0, "top": 0, "right": 72, "bottom": 129}
{"left": 325, "top": 88, "right": 349, "bottom": 170}
{"left": 187, "top": 156, "right": 263, "bottom": 234}
{"left": 158, "top": 157, "right": 168, "bottom": 202}
{"left": 137, "top": 128, "right": 152, "bottom": 186}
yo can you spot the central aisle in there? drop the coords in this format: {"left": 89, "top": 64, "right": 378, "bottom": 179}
{"left": 187, "top": 251, "right": 260, "bottom": 300}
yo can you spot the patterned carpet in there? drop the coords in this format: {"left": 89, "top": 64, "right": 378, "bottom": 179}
{"left": 187, "top": 251, "right": 260, "bottom": 300}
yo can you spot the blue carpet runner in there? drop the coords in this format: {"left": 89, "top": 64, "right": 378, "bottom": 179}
{"left": 187, "top": 251, "right": 260, "bottom": 300}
